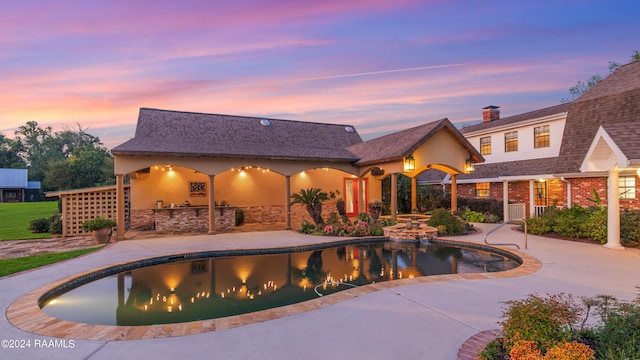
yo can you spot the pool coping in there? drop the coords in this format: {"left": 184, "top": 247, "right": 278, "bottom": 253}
{"left": 6, "top": 238, "right": 542, "bottom": 341}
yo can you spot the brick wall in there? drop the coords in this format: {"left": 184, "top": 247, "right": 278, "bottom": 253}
{"left": 151, "top": 207, "right": 235, "bottom": 233}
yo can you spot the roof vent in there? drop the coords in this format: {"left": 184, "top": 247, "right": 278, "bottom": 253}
{"left": 344, "top": 126, "right": 354, "bottom": 133}
{"left": 260, "top": 119, "right": 272, "bottom": 127}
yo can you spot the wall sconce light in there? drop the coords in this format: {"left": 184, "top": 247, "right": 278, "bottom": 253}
{"left": 464, "top": 158, "right": 475, "bottom": 173}
{"left": 404, "top": 155, "right": 415, "bottom": 172}
{"left": 637, "top": 168, "right": 640, "bottom": 177}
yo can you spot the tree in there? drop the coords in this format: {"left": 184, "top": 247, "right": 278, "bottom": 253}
{"left": 0, "top": 134, "right": 26, "bottom": 168}
{"left": 290, "top": 188, "right": 329, "bottom": 225}
{"left": 562, "top": 50, "right": 640, "bottom": 103}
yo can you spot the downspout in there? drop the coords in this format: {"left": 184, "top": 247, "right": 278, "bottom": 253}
{"left": 560, "top": 177, "right": 571, "bottom": 208}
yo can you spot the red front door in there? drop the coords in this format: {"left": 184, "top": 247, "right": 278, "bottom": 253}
{"left": 344, "top": 178, "right": 367, "bottom": 217}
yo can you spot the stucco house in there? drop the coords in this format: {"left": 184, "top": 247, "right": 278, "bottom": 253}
{"left": 420, "top": 60, "right": 640, "bottom": 248}
{"left": 109, "top": 110, "right": 482, "bottom": 240}
{"left": 0, "top": 168, "right": 41, "bottom": 202}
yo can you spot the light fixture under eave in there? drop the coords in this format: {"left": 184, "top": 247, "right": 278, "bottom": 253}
{"left": 404, "top": 155, "right": 415, "bottom": 172}
{"left": 464, "top": 158, "right": 475, "bottom": 173}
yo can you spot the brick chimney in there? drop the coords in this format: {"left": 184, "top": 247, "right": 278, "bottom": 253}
{"left": 482, "top": 105, "right": 500, "bottom": 122}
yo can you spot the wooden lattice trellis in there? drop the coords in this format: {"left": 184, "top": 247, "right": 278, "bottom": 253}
{"left": 51, "top": 185, "right": 130, "bottom": 236}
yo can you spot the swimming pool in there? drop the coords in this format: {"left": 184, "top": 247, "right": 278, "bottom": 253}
{"left": 40, "top": 239, "right": 520, "bottom": 326}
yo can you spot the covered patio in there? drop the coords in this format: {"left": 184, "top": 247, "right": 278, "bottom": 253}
{"left": 110, "top": 108, "right": 482, "bottom": 239}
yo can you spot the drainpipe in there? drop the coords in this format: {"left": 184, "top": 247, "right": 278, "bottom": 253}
{"left": 503, "top": 180, "right": 509, "bottom": 222}
{"left": 560, "top": 177, "right": 571, "bottom": 208}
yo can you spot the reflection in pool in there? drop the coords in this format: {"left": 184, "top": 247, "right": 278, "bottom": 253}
{"left": 41, "top": 241, "right": 519, "bottom": 326}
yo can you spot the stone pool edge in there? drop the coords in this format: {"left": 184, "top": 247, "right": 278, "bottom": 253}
{"left": 6, "top": 239, "right": 542, "bottom": 341}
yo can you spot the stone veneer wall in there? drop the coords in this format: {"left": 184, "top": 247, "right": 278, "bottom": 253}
{"left": 130, "top": 209, "right": 154, "bottom": 230}
{"left": 239, "top": 203, "right": 340, "bottom": 229}
{"left": 149, "top": 207, "right": 235, "bottom": 233}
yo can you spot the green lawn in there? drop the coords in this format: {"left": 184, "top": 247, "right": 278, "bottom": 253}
{"left": 0, "top": 201, "right": 58, "bottom": 240}
{"left": 0, "top": 247, "right": 103, "bottom": 277}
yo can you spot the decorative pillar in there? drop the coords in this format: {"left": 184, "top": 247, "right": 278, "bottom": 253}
{"left": 285, "top": 175, "right": 291, "bottom": 230}
{"left": 116, "top": 174, "right": 125, "bottom": 240}
{"left": 450, "top": 174, "right": 457, "bottom": 213}
{"left": 208, "top": 174, "right": 216, "bottom": 235}
{"left": 391, "top": 173, "right": 398, "bottom": 220}
{"left": 411, "top": 177, "right": 417, "bottom": 212}
{"left": 529, "top": 179, "right": 535, "bottom": 217}
{"left": 358, "top": 176, "right": 365, "bottom": 214}
{"left": 503, "top": 180, "right": 509, "bottom": 222}
{"left": 605, "top": 169, "right": 623, "bottom": 249}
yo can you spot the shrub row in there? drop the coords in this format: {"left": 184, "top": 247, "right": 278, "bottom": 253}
{"left": 525, "top": 206, "right": 640, "bottom": 244}
{"left": 480, "top": 293, "right": 640, "bottom": 359}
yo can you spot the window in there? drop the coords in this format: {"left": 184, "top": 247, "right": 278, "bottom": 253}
{"left": 619, "top": 176, "right": 636, "bottom": 199}
{"left": 504, "top": 131, "right": 518, "bottom": 152}
{"left": 480, "top": 136, "right": 491, "bottom": 155}
{"left": 475, "top": 182, "right": 490, "bottom": 197}
{"left": 534, "top": 125, "right": 550, "bottom": 148}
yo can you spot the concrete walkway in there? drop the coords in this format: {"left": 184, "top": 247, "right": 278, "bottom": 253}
{"left": 1, "top": 224, "right": 639, "bottom": 360}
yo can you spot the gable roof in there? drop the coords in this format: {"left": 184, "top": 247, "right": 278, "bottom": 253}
{"left": 112, "top": 108, "right": 363, "bottom": 162}
{"left": 601, "top": 124, "right": 640, "bottom": 162}
{"left": 557, "top": 61, "right": 640, "bottom": 173}
{"left": 0, "top": 168, "right": 28, "bottom": 188}
{"left": 460, "top": 103, "right": 570, "bottom": 134}
{"left": 347, "top": 118, "right": 483, "bottom": 166}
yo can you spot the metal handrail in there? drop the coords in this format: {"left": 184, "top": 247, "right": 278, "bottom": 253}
{"left": 483, "top": 219, "right": 527, "bottom": 249}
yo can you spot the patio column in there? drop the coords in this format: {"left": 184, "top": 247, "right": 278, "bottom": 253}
{"left": 411, "top": 176, "right": 417, "bottom": 212}
{"left": 503, "top": 180, "right": 509, "bottom": 222}
{"left": 115, "top": 174, "right": 125, "bottom": 240}
{"left": 450, "top": 174, "right": 457, "bottom": 213}
{"left": 208, "top": 174, "right": 216, "bottom": 234}
{"left": 358, "top": 176, "right": 365, "bottom": 214}
{"left": 285, "top": 175, "right": 291, "bottom": 230}
{"left": 529, "top": 179, "right": 535, "bottom": 217}
{"left": 391, "top": 173, "right": 398, "bottom": 220}
{"left": 605, "top": 169, "right": 623, "bottom": 249}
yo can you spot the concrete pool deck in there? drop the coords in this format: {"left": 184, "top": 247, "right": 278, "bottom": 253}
{"left": 1, "top": 223, "right": 639, "bottom": 359}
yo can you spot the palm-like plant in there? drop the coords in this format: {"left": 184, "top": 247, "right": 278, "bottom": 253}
{"left": 290, "top": 188, "right": 329, "bottom": 225}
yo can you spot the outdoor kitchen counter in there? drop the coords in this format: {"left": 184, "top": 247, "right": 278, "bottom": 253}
{"left": 153, "top": 206, "right": 235, "bottom": 233}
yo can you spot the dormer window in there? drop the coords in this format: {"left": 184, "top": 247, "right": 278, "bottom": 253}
{"left": 534, "top": 125, "right": 550, "bottom": 148}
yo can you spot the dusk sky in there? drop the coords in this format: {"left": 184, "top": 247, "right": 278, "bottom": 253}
{"left": 2, "top": 0, "right": 639, "bottom": 150}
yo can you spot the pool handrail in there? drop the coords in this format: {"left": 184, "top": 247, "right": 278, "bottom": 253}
{"left": 484, "top": 219, "right": 527, "bottom": 249}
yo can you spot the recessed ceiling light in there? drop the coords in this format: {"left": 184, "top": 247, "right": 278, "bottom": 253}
{"left": 260, "top": 119, "right": 271, "bottom": 127}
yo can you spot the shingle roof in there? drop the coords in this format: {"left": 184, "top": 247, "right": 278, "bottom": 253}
{"left": 347, "top": 118, "right": 483, "bottom": 166}
{"left": 456, "top": 157, "right": 560, "bottom": 180}
{"left": 602, "top": 124, "right": 640, "bottom": 160}
{"left": 460, "top": 103, "right": 571, "bottom": 134}
{"left": 112, "top": 108, "right": 363, "bottom": 161}
{"left": 557, "top": 61, "right": 640, "bottom": 172}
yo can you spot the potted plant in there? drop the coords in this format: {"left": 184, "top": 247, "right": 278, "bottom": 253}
{"left": 81, "top": 217, "right": 116, "bottom": 244}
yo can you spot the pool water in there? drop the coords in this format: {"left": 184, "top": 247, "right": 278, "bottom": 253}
{"left": 41, "top": 241, "right": 519, "bottom": 326}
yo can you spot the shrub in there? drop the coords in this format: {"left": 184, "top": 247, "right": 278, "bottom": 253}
{"left": 583, "top": 207, "right": 606, "bottom": 244}
{"left": 592, "top": 300, "right": 640, "bottom": 359}
{"left": 235, "top": 208, "right": 244, "bottom": 226}
{"left": 29, "top": 217, "right": 50, "bottom": 233}
{"left": 48, "top": 214, "right": 62, "bottom": 234}
{"left": 81, "top": 217, "right": 116, "bottom": 232}
{"left": 526, "top": 216, "right": 553, "bottom": 235}
{"left": 484, "top": 212, "right": 501, "bottom": 223}
{"left": 462, "top": 208, "right": 485, "bottom": 223}
{"left": 621, "top": 209, "right": 640, "bottom": 244}
{"left": 544, "top": 341, "right": 594, "bottom": 360}
{"left": 552, "top": 206, "right": 588, "bottom": 238}
{"left": 298, "top": 220, "right": 317, "bottom": 234}
{"left": 355, "top": 212, "right": 370, "bottom": 223}
{"left": 427, "top": 208, "right": 465, "bottom": 235}
{"left": 500, "top": 293, "right": 582, "bottom": 353}
{"left": 509, "top": 340, "right": 542, "bottom": 359}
